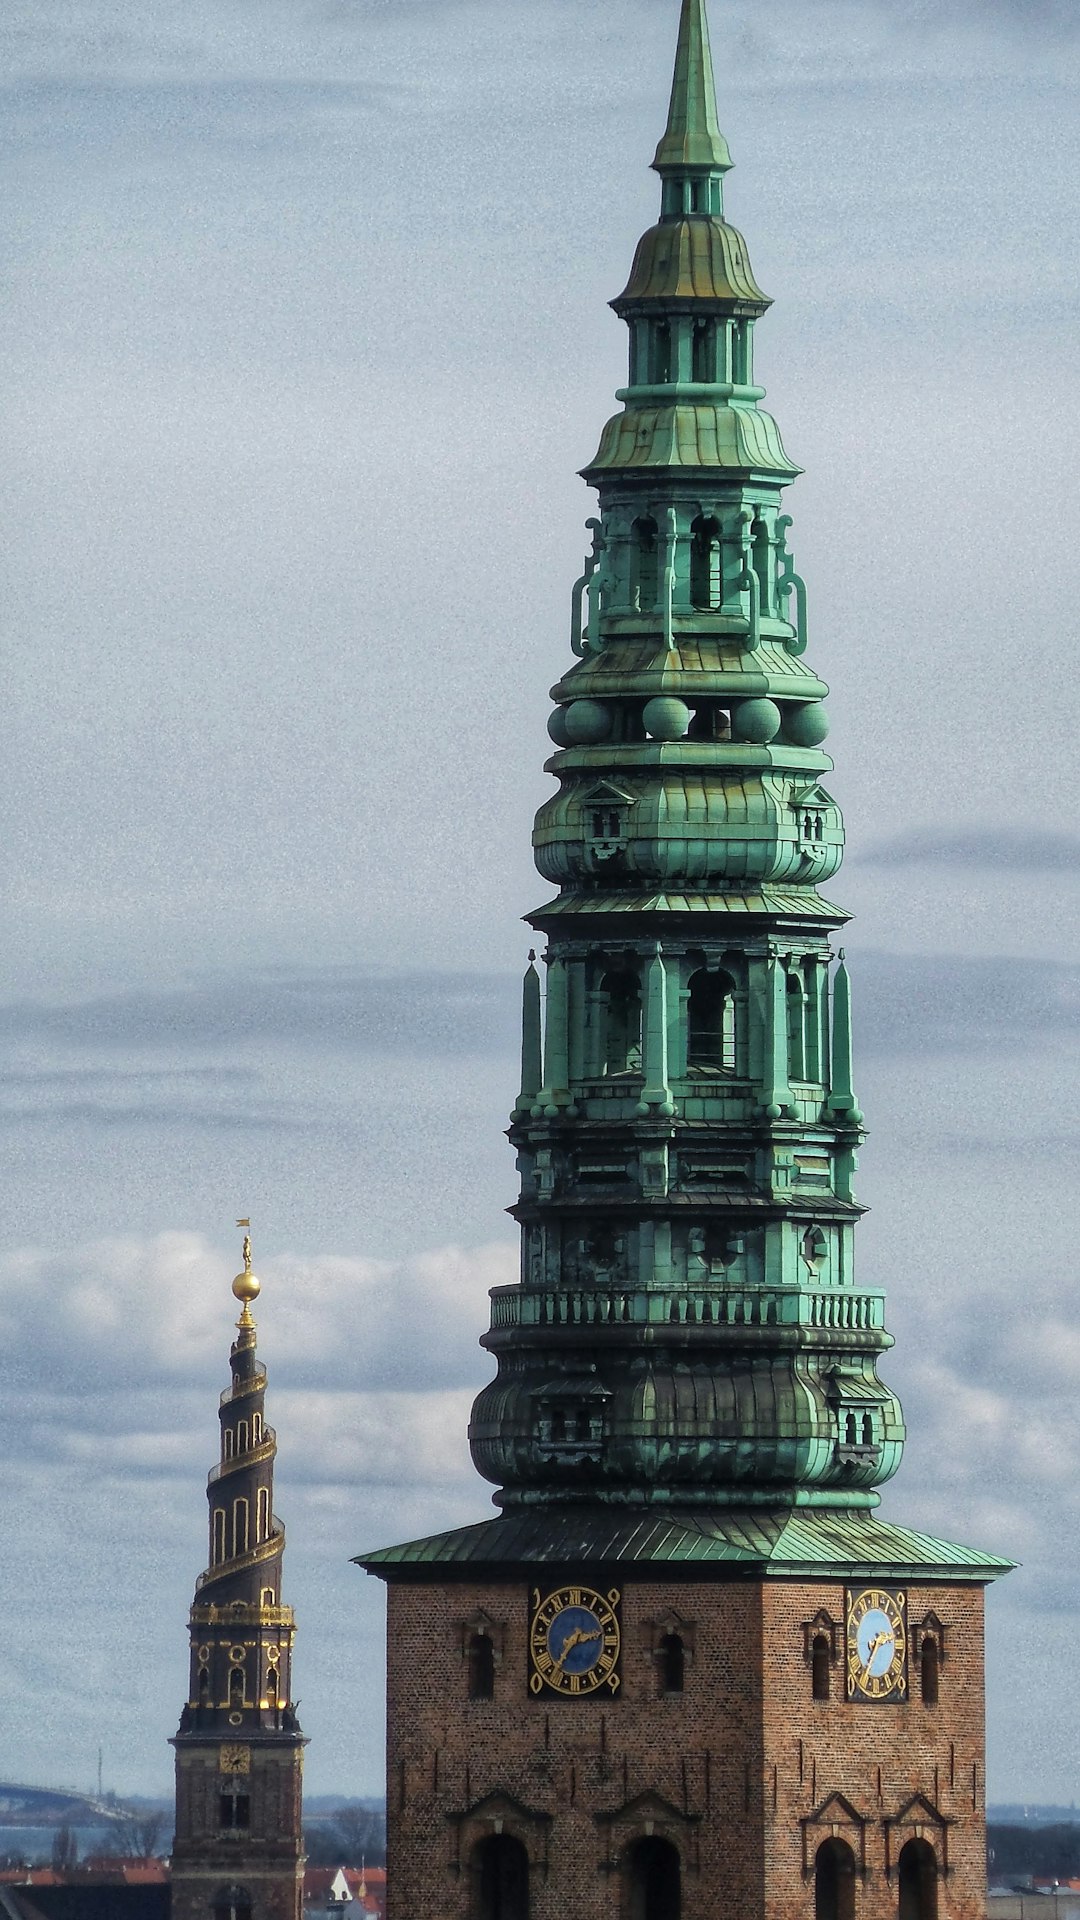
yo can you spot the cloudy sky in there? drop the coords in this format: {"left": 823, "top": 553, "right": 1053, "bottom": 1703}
{"left": 2, "top": 0, "right": 1080, "bottom": 1806}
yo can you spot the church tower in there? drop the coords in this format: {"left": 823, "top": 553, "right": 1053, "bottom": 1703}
{"left": 359, "top": 5, "right": 1009, "bottom": 1918}
{"left": 171, "top": 1233, "right": 305, "bottom": 1920}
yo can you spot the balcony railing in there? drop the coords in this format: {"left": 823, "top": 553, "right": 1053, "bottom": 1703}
{"left": 488, "top": 1285, "right": 885, "bottom": 1333}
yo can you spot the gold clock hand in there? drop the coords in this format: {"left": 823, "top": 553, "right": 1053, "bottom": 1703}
{"left": 553, "top": 1628, "right": 602, "bottom": 1672}
{"left": 859, "top": 1630, "right": 895, "bottom": 1686}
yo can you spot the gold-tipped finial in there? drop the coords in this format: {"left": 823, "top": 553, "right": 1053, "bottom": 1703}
{"left": 232, "top": 1217, "right": 261, "bottom": 1326}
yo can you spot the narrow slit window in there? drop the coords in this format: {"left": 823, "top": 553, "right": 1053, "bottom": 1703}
{"left": 468, "top": 1633, "right": 495, "bottom": 1701}
{"left": 659, "top": 1633, "right": 685, "bottom": 1694}
{"left": 630, "top": 517, "right": 660, "bottom": 611}
{"left": 812, "top": 1634, "right": 831, "bottom": 1701}
{"left": 690, "top": 515, "right": 722, "bottom": 610}
{"left": 921, "top": 1638, "right": 940, "bottom": 1707}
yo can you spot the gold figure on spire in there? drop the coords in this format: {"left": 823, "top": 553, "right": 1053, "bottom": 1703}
{"left": 232, "top": 1218, "right": 261, "bottom": 1326}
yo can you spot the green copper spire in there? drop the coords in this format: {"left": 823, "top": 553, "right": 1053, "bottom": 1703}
{"left": 359, "top": 0, "right": 1010, "bottom": 1588}
{"left": 653, "top": 0, "right": 733, "bottom": 178}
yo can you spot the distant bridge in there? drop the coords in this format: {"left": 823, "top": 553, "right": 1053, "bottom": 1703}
{"left": 0, "top": 1784, "right": 123, "bottom": 1826}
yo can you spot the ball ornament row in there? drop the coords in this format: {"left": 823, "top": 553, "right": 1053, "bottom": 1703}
{"left": 548, "top": 697, "right": 828, "bottom": 747}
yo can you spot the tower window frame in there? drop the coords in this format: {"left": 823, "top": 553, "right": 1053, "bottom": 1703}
{"left": 689, "top": 514, "right": 723, "bottom": 611}
{"left": 218, "top": 1792, "right": 251, "bottom": 1833}
{"left": 630, "top": 516, "right": 661, "bottom": 612}
{"left": 599, "top": 967, "right": 643, "bottom": 1076}
{"left": 686, "top": 967, "right": 736, "bottom": 1074}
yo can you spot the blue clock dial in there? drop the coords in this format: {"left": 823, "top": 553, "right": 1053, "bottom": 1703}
{"left": 529, "top": 1585, "right": 621, "bottom": 1697}
{"left": 845, "top": 1586, "right": 907, "bottom": 1701}
{"left": 546, "top": 1605, "right": 604, "bottom": 1675}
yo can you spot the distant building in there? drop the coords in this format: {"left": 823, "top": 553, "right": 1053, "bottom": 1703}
{"left": 301, "top": 1870, "right": 384, "bottom": 1920}
{"left": 170, "top": 1236, "right": 306, "bottom": 1920}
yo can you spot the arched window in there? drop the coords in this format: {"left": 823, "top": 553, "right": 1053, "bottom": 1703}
{"left": 198, "top": 1666, "right": 211, "bottom": 1704}
{"left": 212, "top": 1509, "right": 226, "bottom": 1565}
{"left": 223, "top": 1429, "right": 234, "bottom": 1460}
{"left": 690, "top": 515, "right": 722, "bottom": 610}
{"left": 920, "top": 1638, "right": 940, "bottom": 1707}
{"left": 815, "top": 1839, "right": 856, "bottom": 1920}
{"left": 787, "top": 970, "right": 807, "bottom": 1079}
{"left": 861, "top": 1413, "right": 875, "bottom": 1447}
{"left": 627, "top": 1836, "right": 681, "bottom": 1920}
{"left": 812, "top": 1634, "right": 831, "bottom": 1701}
{"left": 468, "top": 1632, "right": 495, "bottom": 1701}
{"left": 659, "top": 1633, "right": 685, "bottom": 1695}
{"left": 631, "top": 517, "right": 660, "bottom": 611}
{"left": 261, "top": 1587, "right": 275, "bottom": 1607}
{"left": 236, "top": 1420, "right": 249, "bottom": 1455}
{"left": 256, "top": 1487, "right": 270, "bottom": 1543}
{"left": 232, "top": 1497, "right": 249, "bottom": 1557}
{"left": 229, "top": 1664, "right": 245, "bottom": 1706}
{"left": 472, "top": 1834, "right": 529, "bottom": 1920}
{"left": 252, "top": 1413, "right": 262, "bottom": 1443}
{"left": 687, "top": 969, "right": 735, "bottom": 1072}
{"left": 651, "top": 322, "right": 672, "bottom": 385}
{"left": 898, "top": 1840, "right": 938, "bottom": 1920}
{"left": 266, "top": 1666, "right": 279, "bottom": 1707}
{"left": 844, "top": 1413, "right": 857, "bottom": 1446}
{"left": 601, "top": 970, "right": 642, "bottom": 1075}
{"left": 212, "top": 1887, "right": 252, "bottom": 1920}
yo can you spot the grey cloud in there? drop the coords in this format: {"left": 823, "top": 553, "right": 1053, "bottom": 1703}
{"left": 0, "top": 965, "right": 518, "bottom": 1057}
{"left": 858, "top": 828, "right": 1080, "bottom": 871}
{"left": 852, "top": 950, "right": 1080, "bottom": 1056}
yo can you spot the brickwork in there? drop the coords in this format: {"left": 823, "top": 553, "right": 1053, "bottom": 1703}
{"left": 384, "top": 1574, "right": 985, "bottom": 1920}
{"left": 172, "top": 1745, "right": 304, "bottom": 1920}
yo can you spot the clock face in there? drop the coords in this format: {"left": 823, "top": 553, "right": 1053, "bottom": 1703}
{"left": 846, "top": 1587, "right": 907, "bottom": 1701}
{"left": 529, "top": 1585, "right": 621, "bottom": 1698}
{"left": 219, "top": 1743, "right": 251, "bottom": 1774}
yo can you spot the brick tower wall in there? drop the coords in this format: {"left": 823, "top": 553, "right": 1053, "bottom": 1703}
{"left": 384, "top": 1575, "right": 985, "bottom": 1920}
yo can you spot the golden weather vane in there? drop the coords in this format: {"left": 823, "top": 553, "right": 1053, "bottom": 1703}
{"left": 232, "top": 1217, "right": 260, "bottom": 1324}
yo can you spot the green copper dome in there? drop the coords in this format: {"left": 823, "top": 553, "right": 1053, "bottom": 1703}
{"left": 615, "top": 218, "right": 769, "bottom": 311}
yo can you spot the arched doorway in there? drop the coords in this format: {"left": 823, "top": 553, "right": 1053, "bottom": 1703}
{"left": 898, "top": 1839, "right": 938, "bottom": 1920}
{"left": 626, "top": 1835, "right": 681, "bottom": 1920}
{"left": 815, "top": 1838, "right": 856, "bottom": 1920}
{"left": 472, "top": 1834, "right": 529, "bottom": 1920}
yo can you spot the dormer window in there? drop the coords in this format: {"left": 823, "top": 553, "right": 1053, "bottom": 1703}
{"left": 791, "top": 784, "right": 833, "bottom": 851}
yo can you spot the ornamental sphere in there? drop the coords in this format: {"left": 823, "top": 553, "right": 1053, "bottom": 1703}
{"left": 784, "top": 702, "right": 830, "bottom": 747}
{"left": 731, "top": 697, "right": 782, "bottom": 744}
{"left": 564, "top": 699, "right": 612, "bottom": 745}
{"left": 642, "top": 697, "right": 691, "bottom": 741}
{"left": 547, "top": 706, "right": 572, "bottom": 747}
